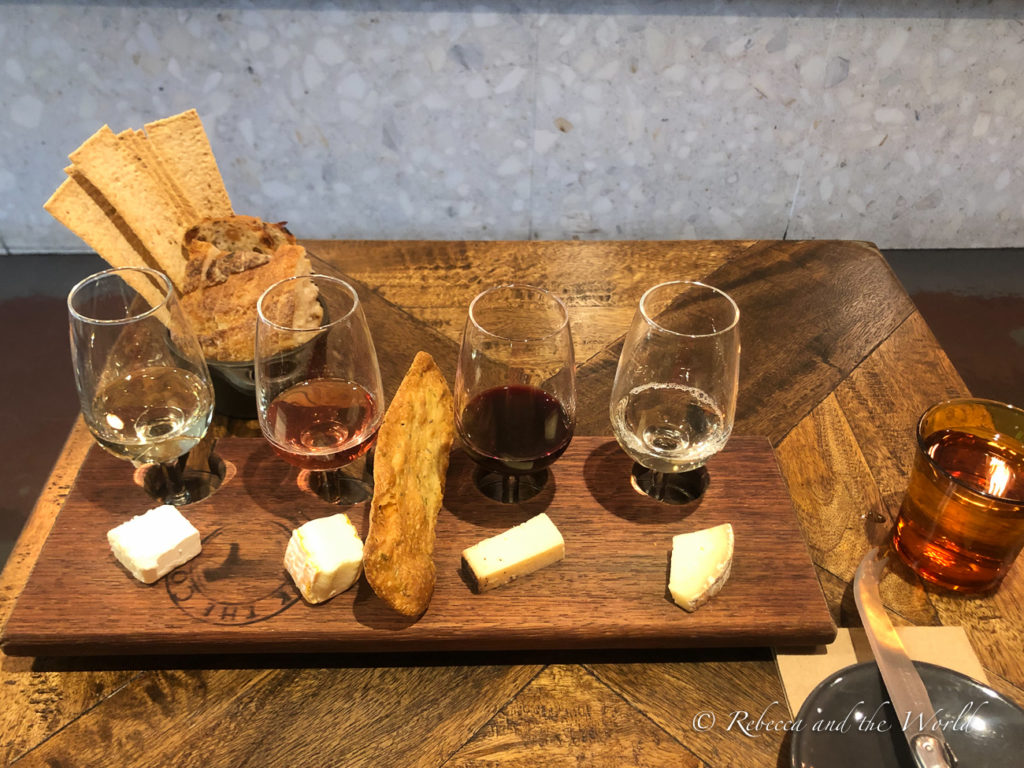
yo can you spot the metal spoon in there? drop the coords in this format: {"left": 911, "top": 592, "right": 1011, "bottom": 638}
{"left": 853, "top": 547, "right": 958, "bottom": 768}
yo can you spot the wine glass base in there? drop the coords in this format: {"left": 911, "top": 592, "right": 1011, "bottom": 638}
{"left": 630, "top": 464, "right": 709, "bottom": 504}
{"left": 299, "top": 469, "right": 373, "bottom": 505}
{"left": 139, "top": 453, "right": 227, "bottom": 506}
{"left": 472, "top": 468, "right": 549, "bottom": 504}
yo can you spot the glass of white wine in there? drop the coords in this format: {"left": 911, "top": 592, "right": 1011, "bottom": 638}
{"left": 68, "top": 266, "right": 215, "bottom": 505}
{"left": 610, "top": 280, "right": 740, "bottom": 503}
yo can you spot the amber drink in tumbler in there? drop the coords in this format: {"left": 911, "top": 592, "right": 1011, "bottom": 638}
{"left": 892, "top": 398, "right": 1024, "bottom": 592}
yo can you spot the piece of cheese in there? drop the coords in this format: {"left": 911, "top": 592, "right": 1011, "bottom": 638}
{"left": 107, "top": 504, "right": 202, "bottom": 584}
{"left": 669, "top": 523, "right": 734, "bottom": 612}
{"left": 284, "top": 514, "right": 364, "bottom": 604}
{"left": 462, "top": 513, "right": 565, "bottom": 592}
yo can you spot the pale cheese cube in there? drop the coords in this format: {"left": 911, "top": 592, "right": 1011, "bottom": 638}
{"left": 107, "top": 504, "right": 202, "bottom": 584}
{"left": 669, "top": 523, "right": 734, "bottom": 612}
{"left": 284, "top": 514, "right": 363, "bottom": 604}
{"left": 462, "top": 513, "right": 565, "bottom": 592}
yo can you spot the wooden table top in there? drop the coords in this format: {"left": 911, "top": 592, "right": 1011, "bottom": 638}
{"left": 2, "top": 240, "right": 1021, "bottom": 766}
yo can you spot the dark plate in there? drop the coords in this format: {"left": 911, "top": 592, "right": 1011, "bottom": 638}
{"left": 791, "top": 661, "right": 1024, "bottom": 767}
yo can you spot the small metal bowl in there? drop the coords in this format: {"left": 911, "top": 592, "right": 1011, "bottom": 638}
{"left": 207, "top": 357, "right": 258, "bottom": 419}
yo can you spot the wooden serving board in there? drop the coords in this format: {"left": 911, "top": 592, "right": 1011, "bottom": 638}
{"left": 1, "top": 436, "right": 835, "bottom": 656}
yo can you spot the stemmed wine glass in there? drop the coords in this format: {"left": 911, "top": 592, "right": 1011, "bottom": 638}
{"left": 255, "top": 274, "right": 384, "bottom": 504}
{"left": 68, "top": 266, "right": 215, "bottom": 505}
{"left": 454, "top": 284, "right": 576, "bottom": 503}
{"left": 610, "top": 280, "right": 740, "bottom": 503}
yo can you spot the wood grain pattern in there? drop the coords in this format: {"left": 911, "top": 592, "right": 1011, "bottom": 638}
{"left": 833, "top": 311, "right": 967, "bottom": 516}
{"left": 987, "top": 670, "right": 1024, "bottom": 711}
{"left": 775, "top": 393, "right": 938, "bottom": 626}
{"left": 13, "top": 664, "right": 542, "bottom": 768}
{"left": 4, "top": 239, "right": 1013, "bottom": 766}
{"left": 0, "top": 420, "right": 145, "bottom": 766}
{"left": 572, "top": 240, "right": 915, "bottom": 441}
{"left": 2, "top": 436, "right": 833, "bottom": 656}
{"left": 448, "top": 664, "right": 705, "bottom": 767}
{"left": 307, "top": 239, "right": 746, "bottom": 362}
{"left": 588, "top": 653, "right": 789, "bottom": 767}
{"left": 829, "top": 313, "right": 1024, "bottom": 692}
{"left": 719, "top": 240, "right": 915, "bottom": 445}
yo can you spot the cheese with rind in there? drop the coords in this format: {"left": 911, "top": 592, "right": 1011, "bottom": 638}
{"left": 669, "top": 523, "right": 734, "bottom": 612}
{"left": 107, "top": 504, "right": 201, "bottom": 584}
{"left": 462, "top": 513, "right": 565, "bottom": 592}
{"left": 284, "top": 514, "right": 363, "bottom": 604}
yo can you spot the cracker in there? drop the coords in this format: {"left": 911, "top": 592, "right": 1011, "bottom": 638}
{"left": 121, "top": 129, "right": 199, "bottom": 224}
{"left": 69, "top": 125, "right": 192, "bottom": 293}
{"left": 46, "top": 171, "right": 152, "bottom": 270}
{"left": 363, "top": 351, "right": 456, "bottom": 616}
{"left": 44, "top": 174, "right": 167, "bottom": 312}
{"left": 45, "top": 177, "right": 169, "bottom": 327}
{"left": 144, "top": 109, "right": 234, "bottom": 218}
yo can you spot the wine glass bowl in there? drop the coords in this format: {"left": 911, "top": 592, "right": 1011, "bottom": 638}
{"left": 610, "top": 280, "right": 740, "bottom": 503}
{"left": 455, "top": 284, "right": 576, "bottom": 503}
{"left": 67, "top": 266, "right": 215, "bottom": 505}
{"left": 255, "top": 274, "right": 384, "bottom": 503}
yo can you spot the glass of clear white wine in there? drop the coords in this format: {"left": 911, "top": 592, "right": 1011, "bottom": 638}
{"left": 68, "top": 266, "right": 215, "bottom": 505}
{"left": 609, "top": 280, "right": 740, "bottom": 503}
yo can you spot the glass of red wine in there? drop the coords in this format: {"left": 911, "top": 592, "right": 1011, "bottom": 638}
{"left": 255, "top": 274, "right": 384, "bottom": 504}
{"left": 455, "top": 284, "right": 576, "bottom": 504}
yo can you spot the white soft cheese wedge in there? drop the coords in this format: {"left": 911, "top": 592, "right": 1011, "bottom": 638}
{"left": 462, "top": 513, "right": 565, "bottom": 592}
{"left": 284, "top": 514, "right": 364, "bottom": 604}
{"left": 669, "top": 523, "right": 734, "bottom": 612}
{"left": 107, "top": 504, "right": 202, "bottom": 584}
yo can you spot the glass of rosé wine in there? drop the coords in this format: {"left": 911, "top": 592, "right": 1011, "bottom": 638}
{"left": 454, "top": 284, "right": 576, "bottom": 504}
{"left": 68, "top": 266, "right": 215, "bottom": 505}
{"left": 255, "top": 274, "right": 384, "bottom": 504}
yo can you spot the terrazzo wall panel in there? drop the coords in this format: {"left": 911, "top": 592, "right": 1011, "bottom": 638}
{"left": 1, "top": 1, "right": 1022, "bottom": 251}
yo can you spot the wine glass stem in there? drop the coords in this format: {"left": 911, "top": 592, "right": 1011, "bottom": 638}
{"left": 305, "top": 465, "right": 373, "bottom": 505}
{"left": 648, "top": 470, "right": 667, "bottom": 502}
{"left": 502, "top": 474, "right": 520, "bottom": 504}
{"left": 319, "top": 469, "right": 346, "bottom": 503}
{"left": 151, "top": 458, "right": 191, "bottom": 506}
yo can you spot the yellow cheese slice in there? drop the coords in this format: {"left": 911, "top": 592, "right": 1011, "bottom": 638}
{"left": 462, "top": 513, "right": 565, "bottom": 592}
{"left": 669, "top": 523, "right": 734, "bottom": 612}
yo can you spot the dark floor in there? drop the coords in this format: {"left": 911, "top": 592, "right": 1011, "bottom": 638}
{"left": 0, "top": 249, "right": 1021, "bottom": 568}
{"left": 1, "top": 253, "right": 107, "bottom": 569}
{"left": 884, "top": 249, "right": 1024, "bottom": 408}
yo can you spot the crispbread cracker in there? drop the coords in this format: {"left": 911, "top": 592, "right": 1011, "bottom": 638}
{"left": 46, "top": 109, "right": 315, "bottom": 365}
{"left": 45, "top": 172, "right": 153, "bottom": 272}
{"left": 45, "top": 176, "right": 171, "bottom": 320}
{"left": 122, "top": 129, "right": 199, "bottom": 224}
{"left": 144, "top": 109, "right": 234, "bottom": 218}
{"left": 363, "top": 352, "right": 456, "bottom": 616}
{"left": 69, "top": 125, "right": 192, "bottom": 293}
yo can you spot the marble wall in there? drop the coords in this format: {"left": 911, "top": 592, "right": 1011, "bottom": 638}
{"left": 2, "top": 1, "right": 1022, "bottom": 252}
